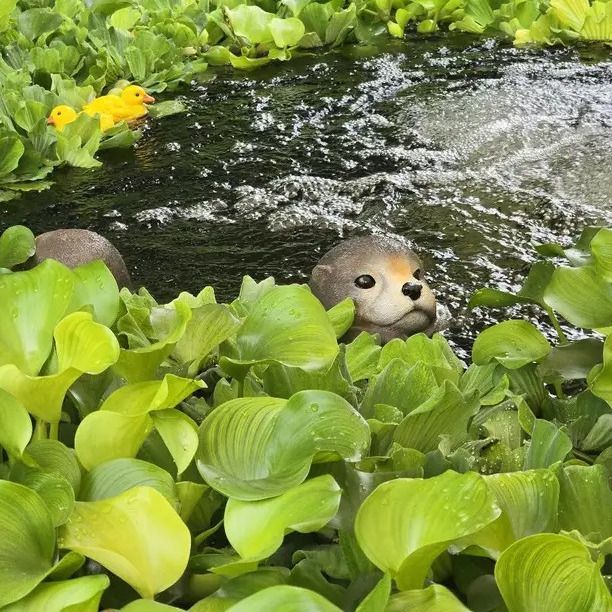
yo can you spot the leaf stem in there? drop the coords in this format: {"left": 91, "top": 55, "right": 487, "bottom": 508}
{"left": 34, "top": 419, "right": 48, "bottom": 440}
{"left": 545, "top": 306, "right": 569, "bottom": 345}
{"left": 49, "top": 421, "right": 59, "bottom": 441}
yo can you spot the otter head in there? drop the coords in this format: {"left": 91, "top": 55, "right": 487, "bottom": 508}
{"left": 309, "top": 235, "right": 437, "bottom": 343}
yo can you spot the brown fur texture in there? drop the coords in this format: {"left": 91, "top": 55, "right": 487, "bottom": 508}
{"left": 32, "top": 229, "right": 132, "bottom": 289}
{"left": 309, "top": 235, "right": 437, "bottom": 343}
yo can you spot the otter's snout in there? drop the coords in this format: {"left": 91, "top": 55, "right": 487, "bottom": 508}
{"left": 402, "top": 282, "right": 422, "bottom": 300}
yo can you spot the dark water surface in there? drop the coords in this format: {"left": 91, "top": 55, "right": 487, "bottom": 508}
{"left": 4, "top": 35, "right": 612, "bottom": 353}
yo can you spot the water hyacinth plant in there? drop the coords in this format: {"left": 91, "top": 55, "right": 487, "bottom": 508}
{"left": 0, "top": 223, "right": 612, "bottom": 609}
{"left": 1, "top": 0, "right": 612, "bottom": 201}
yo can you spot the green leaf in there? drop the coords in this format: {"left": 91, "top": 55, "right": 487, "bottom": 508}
{"left": 544, "top": 265, "right": 612, "bottom": 328}
{"left": 171, "top": 303, "right": 240, "bottom": 376}
{"left": 588, "top": 335, "right": 612, "bottom": 404}
{"left": 69, "top": 261, "right": 121, "bottom": 328}
{"left": 326, "top": 298, "right": 355, "bottom": 339}
{"left": 354, "top": 471, "right": 500, "bottom": 590}
{"left": 110, "top": 6, "right": 141, "bottom": 29}
{"left": 386, "top": 584, "right": 470, "bottom": 611}
{"left": 269, "top": 16, "right": 306, "bottom": 47}
{"left": 1, "top": 575, "right": 109, "bottom": 612}
{"left": 472, "top": 320, "right": 550, "bottom": 369}
{"left": 227, "top": 5, "right": 275, "bottom": 43}
{"left": 22, "top": 439, "right": 82, "bottom": 494}
{"left": 0, "top": 388, "right": 32, "bottom": 459}
{"left": 524, "top": 419, "right": 572, "bottom": 469}
{"left": 80, "top": 458, "right": 178, "bottom": 508}
{"left": 226, "top": 585, "right": 341, "bottom": 611}
{"left": 148, "top": 100, "right": 188, "bottom": 119}
{"left": 0, "top": 260, "right": 74, "bottom": 376}
{"left": 59, "top": 486, "right": 190, "bottom": 599}
{"left": 150, "top": 408, "right": 199, "bottom": 475}
{"left": 539, "top": 338, "right": 604, "bottom": 383}
{"left": 75, "top": 374, "right": 203, "bottom": 470}
{"left": 0, "top": 133, "right": 25, "bottom": 178}
{"left": 0, "top": 311, "right": 120, "bottom": 422}
{"left": 393, "top": 381, "right": 479, "bottom": 453}
{"left": 115, "top": 300, "right": 192, "bottom": 383}
{"left": 465, "top": 470, "right": 559, "bottom": 557}
{"left": 0, "top": 481, "right": 55, "bottom": 607}
{"left": 197, "top": 390, "right": 370, "bottom": 500}
{"left": 225, "top": 475, "right": 341, "bottom": 561}
{"left": 345, "top": 332, "right": 381, "bottom": 382}
{"left": 0, "top": 225, "right": 35, "bottom": 269}
{"left": 557, "top": 464, "right": 612, "bottom": 542}
{"left": 12, "top": 470, "right": 75, "bottom": 527}
{"left": 224, "top": 285, "right": 338, "bottom": 373}
{"left": 550, "top": 0, "right": 589, "bottom": 30}
{"left": 495, "top": 534, "right": 612, "bottom": 611}
{"left": 355, "top": 574, "right": 391, "bottom": 612}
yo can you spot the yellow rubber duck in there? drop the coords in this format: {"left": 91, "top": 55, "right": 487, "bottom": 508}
{"left": 83, "top": 85, "right": 155, "bottom": 122}
{"left": 47, "top": 105, "right": 116, "bottom": 132}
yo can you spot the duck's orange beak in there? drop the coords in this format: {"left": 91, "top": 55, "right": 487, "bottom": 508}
{"left": 46, "top": 116, "right": 55, "bottom": 125}
{"left": 143, "top": 94, "right": 155, "bottom": 103}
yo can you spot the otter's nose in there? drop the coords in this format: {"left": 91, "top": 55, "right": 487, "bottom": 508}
{"left": 402, "top": 282, "right": 422, "bottom": 300}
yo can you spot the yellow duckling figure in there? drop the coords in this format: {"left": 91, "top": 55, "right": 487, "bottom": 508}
{"left": 83, "top": 85, "right": 155, "bottom": 122}
{"left": 47, "top": 105, "right": 115, "bottom": 132}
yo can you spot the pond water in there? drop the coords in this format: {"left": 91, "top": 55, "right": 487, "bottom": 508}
{"left": 4, "top": 34, "right": 612, "bottom": 354}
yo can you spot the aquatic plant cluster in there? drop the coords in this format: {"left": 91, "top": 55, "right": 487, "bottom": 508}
{"left": 0, "top": 223, "right": 611, "bottom": 610}
{"left": 1, "top": 0, "right": 611, "bottom": 201}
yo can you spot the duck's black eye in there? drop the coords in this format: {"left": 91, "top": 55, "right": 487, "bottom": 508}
{"left": 355, "top": 274, "right": 376, "bottom": 289}
{"left": 413, "top": 268, "right": 422, "bottom": 280}
{"left": 135, "top": 93, "right": 140, "bottom": 97}
{"left": 57, "top": 111, "right": 62, "bottom": 115}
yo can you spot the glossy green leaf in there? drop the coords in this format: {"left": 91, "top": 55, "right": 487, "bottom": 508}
{"left": 227, "top": 5, "right": 274, "bottom": 43}
{"left": 0, "top": 388, "right": 32, "bottom": 458}
{"left": 472, "top": 320, "right": 550, "bottom": 369}
{"left": 0, "top": 260, "right": 74, "bottom": 375}
{"left": 465, "top": 470, "right": 559, "bottom": 557}
{"left": 355, "top": 573, "right": 391, "bottom": 612}
{"left": 2, "top": 575, "right": 109, "bottom": 612}
{"left": 172, "top": 303, "right": 240, "bottom": 376}
{"left": 544, "top": 265, "right": 612, "bottom": 328}
{"left": 0, "top": 311, "right": 120, "bottom": 422}
{"left": 345, "top": 332, "right": 381, "bottom": 382}
{"left": 270, "top": 16, "right": 306, "bottom": 47}
{"left": 197, "top": 390, "right": 370, "bottom": 500}
{"left": 150, "top": 408, "right": 199, "bottom": 475}
{"left": 227, "top": 585, "right": 341, "bottom": 611}
{"left": 59, "top": 486, "right": 190, "bottom": 599}
{"left": 80, "top": 458, "right": 178, "bottom": 507}
{"left": 326, "top": 298, "right": 355, "bottom": 339}
{"left": 557, "top": 464, "right": 612, "bottom": 542}
{"left": 75, "top": 374, "right": 203, "bottom": 469}
{"left": 0, "top": 481, "right": 55, "bottom": 607}
{"left": 21, "top": 439, "right": 82, "bottom": 494}
{"left": 69, "top": 260, "right": 121, "bottom": 328}
{"left": 224, "top": 285, "right": 338, "bottom": 373}
{"left": 355, "top": 471, "right": 500, "bottom": 590}
{"left": 0, "top": 225, "right": 35, "bottom": 269}
{"left": 393, "top": 381, "right": 479, "bottom": 453}
{"left": 386, "top": 584, "right": 470, "bottom": 611}
{"left": 495, "top": 534, "right": 612, "bottom": 611}
{"left": 588, "top": 334, "right": 612, "bottom": 404}
{"left": 539, "top": 338, "right": 604, "bottom": 382}
{"left": 225, "top": 475, "right": 341, "bottom": 561}
{"left": 590, "top": 228, "right": 612, "bottom": 282}
{"left": 524, "top": 419, "right": 572, "bottom": 469}
{"left": 115, "top": 300, "right": 192, "bottom": 383}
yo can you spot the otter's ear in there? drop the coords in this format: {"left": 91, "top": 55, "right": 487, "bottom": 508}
{"left": 310, "top": 264, "right": 333, "bottom": 285}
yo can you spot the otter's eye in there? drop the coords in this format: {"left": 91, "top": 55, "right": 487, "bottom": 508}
{"left": 355, "top": 274, "right": 376, "bottom": 289}
{"left": 413, "top": 268, "right": 422, "bottom": 280}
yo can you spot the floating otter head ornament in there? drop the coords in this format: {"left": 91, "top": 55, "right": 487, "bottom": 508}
{"left": 309, "top": 235, "right": 439, "bottom": 343}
